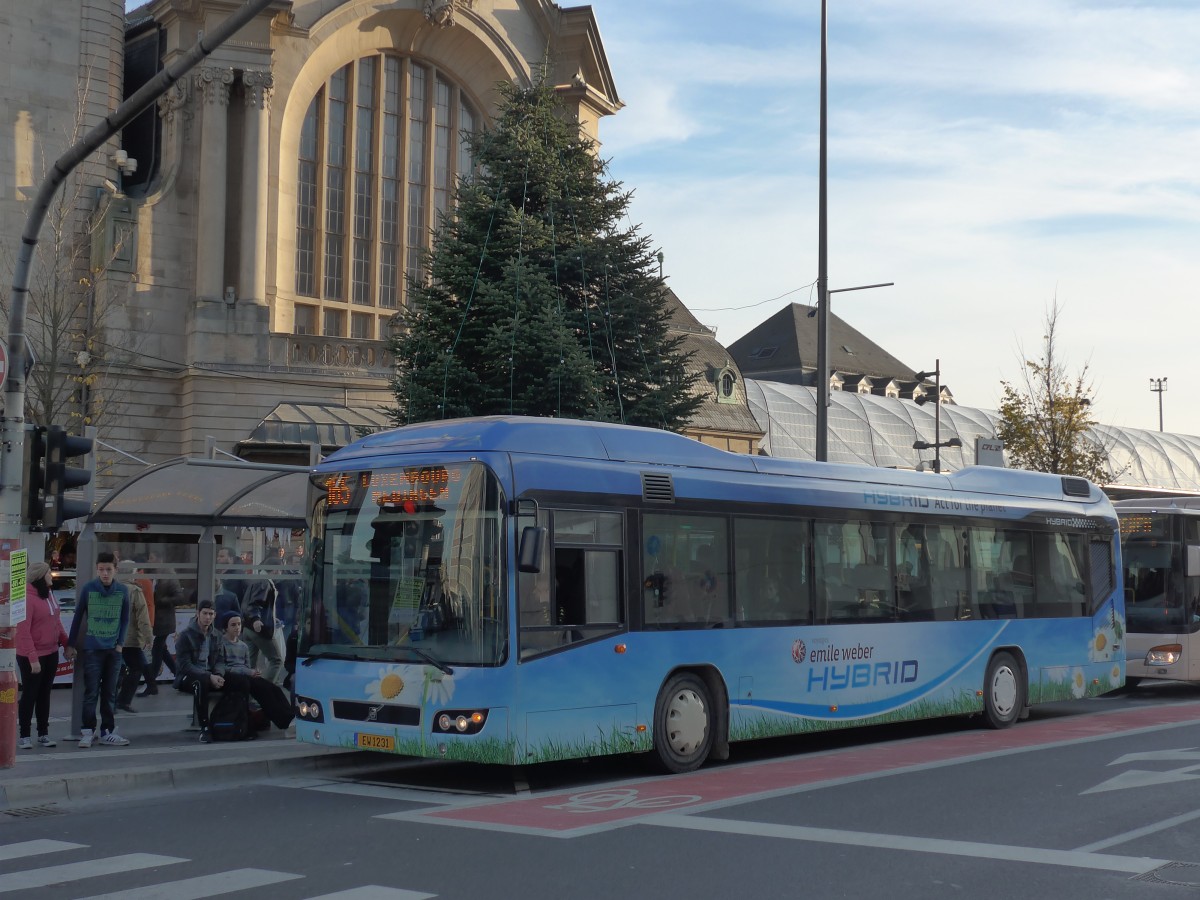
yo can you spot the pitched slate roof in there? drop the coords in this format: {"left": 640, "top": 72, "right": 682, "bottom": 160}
{"left": 728, "top": 303, "right": 918, "bottom": 385}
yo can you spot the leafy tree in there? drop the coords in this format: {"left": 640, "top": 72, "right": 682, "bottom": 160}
{"left": 388, "top": 77, "right": 701, "bottom": 430}
{"left": 995, "top": 302, "right": 1110, "bottom": 482}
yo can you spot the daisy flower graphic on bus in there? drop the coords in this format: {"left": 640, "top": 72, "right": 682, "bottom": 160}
{"left": 364, "top": 664, "right": 455, "bottom": 706}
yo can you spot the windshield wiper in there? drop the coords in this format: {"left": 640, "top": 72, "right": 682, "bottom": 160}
{"left": 300, "top": 649, "right": 366, "bottom": 666}
{"left": 401, "top": 645, "right": 454, "bottom": 675}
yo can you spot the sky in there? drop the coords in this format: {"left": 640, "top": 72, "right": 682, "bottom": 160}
{"left": 590, "top": 0, "right": 1200, "bottom": 436}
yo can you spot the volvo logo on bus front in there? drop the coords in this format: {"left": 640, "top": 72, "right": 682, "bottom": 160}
{"left": 366, "top": 705, "right": 381, "bottom": 722}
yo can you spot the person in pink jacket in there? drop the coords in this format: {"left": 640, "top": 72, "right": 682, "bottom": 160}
{"left": 16, "top": 560, "right": 75, "bottom": 749}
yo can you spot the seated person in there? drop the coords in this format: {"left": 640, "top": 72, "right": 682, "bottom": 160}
{"left": 174, "top": 598, "right": 222, "bottom": 743}
{"left": 213, "top": 611, "right": 295, "bottom": 731}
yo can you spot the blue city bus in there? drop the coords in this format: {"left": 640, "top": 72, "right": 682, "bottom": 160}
{"left": 294, "top": 416, "right": 1124, "bottom": 773}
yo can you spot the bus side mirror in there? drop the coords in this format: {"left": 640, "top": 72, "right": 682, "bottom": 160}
{"left": 1187, "top": 546, "right": 1200, "bottom": 578}
{"left": 518, "top": 526, "right": 547, "bottom": 574}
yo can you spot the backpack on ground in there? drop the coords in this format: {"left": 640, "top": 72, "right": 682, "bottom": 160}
{"left": 209, "top": 692, "right": 249, "bottom": 742}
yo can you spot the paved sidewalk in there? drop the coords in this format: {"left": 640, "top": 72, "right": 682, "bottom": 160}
{"left": 0, "top": 684, "right": 393, "bottom": 810}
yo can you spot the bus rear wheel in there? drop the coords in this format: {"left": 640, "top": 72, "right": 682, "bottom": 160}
{"left": 983, "top": 651, "right": 1024, "bottom": 729}
{"left": 653, "top": 672, "right": 714, "bottom": 774}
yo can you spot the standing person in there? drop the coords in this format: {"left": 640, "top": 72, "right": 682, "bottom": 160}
{"left": 67, "top": 552, "right": 131, "bottom": 748}
{"left": 115, "top": 559, "right": 153, "bottom": 713}
{"left": 175, "top": 598, "right": 220, "bottom": 743}
{"left": 134, "top": 560, "right": 155, "bottom": 630}
{"left": 241, "top": 558, "right": 285, "bottom": 685}
{"left": 212, "top": 611, "right": 295, "bottom": 730}
{"left": 213, "top": 577, "right": 240, "bottom": 621}
{"left": 143, "top": 557, "right": 184, "bottom": 695}
{"left": 16, "top": 561, "right": 75, "bottom": 749}
{"left": 216, "top": 545, "right": 246, "bottom": 608}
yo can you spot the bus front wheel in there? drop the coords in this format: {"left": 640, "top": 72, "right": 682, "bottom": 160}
{"left": 653, "top": 672, "right": 714, "bottom": 774}
{"left": 983, "top": 651, "right": 1024, "bottom": 729}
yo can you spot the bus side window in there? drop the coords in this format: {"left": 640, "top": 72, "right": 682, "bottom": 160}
{"left": 733, "top": 518, "right": 810, "bottom": 623}
{"left": 518, "top": 509, "right": 624, "bottom": 658}
{"left": 1033, "top": 533, "right": 1087, "bottom": 618}
{"left": 1088, "top": 536, "right": 1115, "bottom": 615}
{"left": 643, "top": 513, "right": 729, "bottom": 627}
{"left": 982, "top": 530, "right": 1033, "bottom": 620}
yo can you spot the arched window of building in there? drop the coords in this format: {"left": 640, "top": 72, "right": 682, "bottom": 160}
{"left": 294, "top": 55, "right": 478, "bottom": 340}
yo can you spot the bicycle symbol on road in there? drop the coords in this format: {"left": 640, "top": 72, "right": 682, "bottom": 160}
{"left": 544, "top": 788, "right": 701, "bottom": 814}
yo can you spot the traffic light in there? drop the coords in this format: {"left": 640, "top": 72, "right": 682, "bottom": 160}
{"left": 24, "top": 424, "right": 48, "bottom": 530}
{"left": 43, "top": 425, "right": 93, "bottom": 529}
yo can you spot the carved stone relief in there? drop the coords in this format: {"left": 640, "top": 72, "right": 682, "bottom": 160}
{"left": 194, "top": 66, "right": 235, "bottom": 106}
{"left": 423, "top": 0, "right": 473, "bottom": 28}
{"left": 241, "top": 70, "right": 275, "bottom": 110}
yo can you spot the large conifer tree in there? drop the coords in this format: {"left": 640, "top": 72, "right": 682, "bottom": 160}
{"left": 388, "top": 79, "right": 701, "bottom": 429}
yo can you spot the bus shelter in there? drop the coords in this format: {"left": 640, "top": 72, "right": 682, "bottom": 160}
{"left": 84, "top": 457, "right": 312, "bottom": 603}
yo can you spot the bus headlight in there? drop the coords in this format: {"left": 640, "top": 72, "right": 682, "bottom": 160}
{"left": 1146, "top": 644, "right": 1183, "bottom": 666}
{"left": 432, "top": 709, "right": 488, "bottom": 734}
{"left": 296, "top": 696, "right": 325, "bottom": 722}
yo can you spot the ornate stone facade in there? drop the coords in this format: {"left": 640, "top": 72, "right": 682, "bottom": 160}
{"left": 1, "top": 0, "right": 621, "bottom": 486}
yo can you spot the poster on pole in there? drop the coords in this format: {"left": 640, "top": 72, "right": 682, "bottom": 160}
{"left": 5, "top": 549, "right": 26, "bottom": 626}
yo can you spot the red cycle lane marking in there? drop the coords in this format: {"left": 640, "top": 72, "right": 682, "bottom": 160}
{"left": 424, "top": 703, "right": 1200, "bottom": 833}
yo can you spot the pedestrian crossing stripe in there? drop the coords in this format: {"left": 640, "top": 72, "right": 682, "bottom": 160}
{"left": 0, "top": 839, "right": 86, "bottom": 862}
{"left": 0, "top": 853, "right": 188, "bottom": 893}
{"left": 0, "top": 842, "right": 436, "bottom": 899}
{"left": 78, "top": 868, "right": 304, "bottom": 899}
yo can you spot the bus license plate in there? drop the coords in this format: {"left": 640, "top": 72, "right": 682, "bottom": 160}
{"left": 356, "top": 733, "right": 395, "bottom": 751}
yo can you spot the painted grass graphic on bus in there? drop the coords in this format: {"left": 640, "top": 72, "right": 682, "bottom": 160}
{"left": 325, "top": 725, "right": 651, "bottom": 765}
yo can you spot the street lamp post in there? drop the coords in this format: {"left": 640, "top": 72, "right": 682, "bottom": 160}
{"left": 811, "top": 0, "right": 894, "bottom": 460}
{"left": 1150, "top": 377, "right": 1168, "bottom": 432}
{"left": 912, "top": 359, "right": 962, "bottom": 474}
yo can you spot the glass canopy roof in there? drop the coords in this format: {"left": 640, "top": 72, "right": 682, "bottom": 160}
{"left": 746, "top": 379, "right": 1200, "bottom": 498}
{"left": 91, "top": 457, "right": 311, "bottom": 527}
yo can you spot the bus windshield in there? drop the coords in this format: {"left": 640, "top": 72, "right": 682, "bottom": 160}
{"left": 301, "top": 461, "right": 506, "bottom": 666}
{"left": 1121, "top": 513, "right": 1188, "bottom": 634}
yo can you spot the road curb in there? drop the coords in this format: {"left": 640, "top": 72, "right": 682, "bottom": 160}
{"left": 0, "top": 748, "right": 399, "bottom": 810}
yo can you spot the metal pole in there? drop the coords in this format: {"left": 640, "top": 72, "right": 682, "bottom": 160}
{"left": 1150, "top": 377, "right": 1167, "bottom": 432}
{"left": 933, "top": 359, "right": 941, "bottom": 474}
{"left": 815, "top": 0, "right": 830, "bottom": 462}
{"left": 1, "top": 0, "right": 277, "bottom": 770}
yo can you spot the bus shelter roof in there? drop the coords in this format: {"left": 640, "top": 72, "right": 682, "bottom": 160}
{"left": 90, "top": 457, "right": 311, "bottom": 528}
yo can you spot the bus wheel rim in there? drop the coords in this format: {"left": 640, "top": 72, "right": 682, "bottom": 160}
{"left": 991, "top": 666, "right": 1017, "bottom": 717}
{"left": 666, "top": 689, "right": 707, "bottom": 755}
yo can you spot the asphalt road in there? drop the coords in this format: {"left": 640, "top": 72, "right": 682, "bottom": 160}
{"left": 4, "top": 682, "right": 1200, "bottom": 899}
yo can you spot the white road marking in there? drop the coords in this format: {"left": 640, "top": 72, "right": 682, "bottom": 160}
{"left": 306, "top": 888, "right": 436, "bottom": 900}
{"left": 646, "top": 814, "right": 1171, "bottom": 875}
{"left": 1083, "top": 766, "right": 1200, "bottom": 794}
{"left": 1075, "top": 807, "right": 1200, "bottom": 853}
{"left": 77, "top": 867, "right": 303, "bottom": 900}
{"left": 0, "top": 853, "right": 187, "bottom": 892}
{"left": 0, "top": 839, "right": 86, "bottom": 861}
{"left": 1109, "top": 748, "right": 1200, "bottom": 765}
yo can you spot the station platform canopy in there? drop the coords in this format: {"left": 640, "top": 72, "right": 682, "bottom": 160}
{"left": 746, "top": 379, "right": 1200, "bottom": 500}
{"left": 90, "top": 457, "right": 311, "bottom": 529}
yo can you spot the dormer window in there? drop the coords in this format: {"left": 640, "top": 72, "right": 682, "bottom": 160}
{"left": 715, "top": 366, "right": 738, "bottom": 404}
